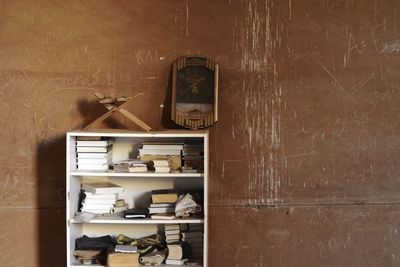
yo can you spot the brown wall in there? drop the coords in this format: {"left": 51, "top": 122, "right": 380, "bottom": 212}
{"left": 1, "top": 0, "right": 400, "bottom": 266}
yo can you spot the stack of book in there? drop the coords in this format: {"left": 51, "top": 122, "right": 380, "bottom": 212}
{"left": 81, "top": 182, "right": 123, "bottom": 215}
{"left": 182, "top": 143, "right": 204, "bottom": 173}
{"left": 149, "top": 189, "right": 178, "bottom": 219}
{"left": 112, "top": 159, "right": 148, "bottom": 173}
{"left": 149, "top": 159, "right": 171, "bottom": 173}
{"left": 138, "top": 142, "right": 183, "bottom": 171}
{"left": 76, "top": 137, "right": 113, "bottom": 171}
{"left": 165, "top": 224, "right": 181, "bottom": 244}
{"left": 182, "top": 224, "right": 204, "bottom": 261}
{"left": 149, "top": 203, "right": 175, "bottom": 216}
{"left": 165, "top": 234, "right": 191, "bottom": 265}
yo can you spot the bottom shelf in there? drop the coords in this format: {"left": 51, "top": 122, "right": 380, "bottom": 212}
{"left": 71, "top": 264, "right": 202, "bottom": 267}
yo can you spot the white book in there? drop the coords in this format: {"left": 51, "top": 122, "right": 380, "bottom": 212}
{"left": 165, "top": 224, "right": 180, "bottom": 231}
{"left": 77, "top": 152, "right": 112, "bottom": 159}
{"left": 81, "top": 207, "right": 113, "bottom": 214}
{"left": 82, "top": 203, "right": 114, "bottom": 210}
{"left": 150, "top": 213, "right": 176, "bottom": 220}
{"left": 76, "top": 139, "right": 113, "bottom": 147}
{"left": 142, "top": 144, "right": 184, "bottom": 150}
{"left": 165, "top": 259, "right": 188, "bottom": 265}
{"left": 83, "top": 198, "right": 116, "bottom": 205}
{"left": 77, "top": 164, "right": 109, "bottom": 171}
{"left": 84, "top": 192, "right": 117, "bottom": 199}
{"left": 77, "top": 158, "right": 110, "bottom": 164}
{"left": 81, "top": 210, "right": 112, "bottom": 215}
{"left": 139, "top": 148, "right": 181, "bottom": 156}
{"left": 149, "top": 207, "right": 175, "bottom": 214}
{"left": 154, "top": 166, "right": 170, "bottom": 173}
{"left": 165, "top": 229, "right": 181, "bottom": 235}
{"left": 77, "top": 146, "right": 110, "bottom": 153}
{"left": 82, "top": 182, "right": 124, "bottom": 194}
{"left": 152, "top": 160, "right": 170, "bottom": 167}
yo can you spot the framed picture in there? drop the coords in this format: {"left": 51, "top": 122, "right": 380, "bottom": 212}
{"left": 171, "top": 56, "right": 218, "bottom": 130}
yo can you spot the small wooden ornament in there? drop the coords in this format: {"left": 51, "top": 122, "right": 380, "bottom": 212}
{"left": 83, "top": 93, "right": 151, "bottom": 132}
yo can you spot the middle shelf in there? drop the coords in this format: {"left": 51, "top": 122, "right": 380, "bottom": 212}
{"left": 70, "top": 171, "right": 204, "bottom": 177}
{"left": 70, "top": 217, "right": 205, "bottom": 224}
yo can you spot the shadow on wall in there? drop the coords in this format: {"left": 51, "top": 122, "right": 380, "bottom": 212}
{"left": 161, "top": 68, "right": 181, "bottom": 129}
{"left": 36, "top": 136, "right": 67, "bottom": 267}
{"left": 34, "top": 87, "right": 179, "bottom": 266}
{"left": 35, "top": 99, "right": 136, "bottom": 266}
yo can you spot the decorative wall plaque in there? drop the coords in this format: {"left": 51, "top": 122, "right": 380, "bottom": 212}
{"left": 171, "top": 56, "right": 218, "bottom": 130}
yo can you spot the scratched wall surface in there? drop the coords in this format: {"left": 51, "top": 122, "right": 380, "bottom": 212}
{"left": 1, "top": 0, "right": 400, "bottom": 266}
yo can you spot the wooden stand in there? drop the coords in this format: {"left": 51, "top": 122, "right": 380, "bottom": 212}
{"left": 83, "top": 93, "right": 152, "bottom": 132}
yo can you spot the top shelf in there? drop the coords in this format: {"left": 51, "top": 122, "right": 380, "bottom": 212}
{"left": 70, "top": 170, "right": 204, "bottom": 177}
{"left": 67, "top": 129, "right": 208, "bottom": 138}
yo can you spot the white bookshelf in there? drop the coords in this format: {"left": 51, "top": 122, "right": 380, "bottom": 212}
{"left": 66, "top": 130, "right": 208, "bottom": 267}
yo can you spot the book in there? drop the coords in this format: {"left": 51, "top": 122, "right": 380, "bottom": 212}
{"left": 152, "top": 160, "right": 170, "bottom": 167}
{"left": 182, "top": 236, "right": 203, "bottom": 243}
{"left": 188, "top": 224, "right": 204, "bottom": 231}
{"left": 151, "top": 190, "right": 178, "bottom": 204}
{"left": 77, "top": 158, "right": 110, "bottom": 164}
{"left": 165, "top": 229, "right": 181, "bottom": 235}
{"left": 165, "top": 259, "right": 188, "bottom": 265}
{"left": 123, "top": 208, "right": 149, "bottom": 219}
{"left": 181, "top": 232, "right": 203, "bottom": 239}
{"left": 115, "top": 245, "right": 138, "bottom": 253}
{"left": 140, "top": 155, "right": 182, "bottom": 171}
{"left": 113, "top": 164, "right": 148, "bottom": 173}
{"left": 83, "top": 198, "right": 116, "bottom": 205}
{"left": 139, "top": 148, "right": 182, "bottom": 156}
{"left": 167, "top": 242, "right": 191, "bottom": 260}
{"left": 82, "top": 182, "right": 124, "bottom": 194}
{"left": 154, "top": 166, "right": 170, "bottom": 173}
{"left": 165, "top": 224, "right": 180, "bottom": 231}
{"left": 150, "top": 213, "right": 176, "bottom": 220}
{"left": 82, "top": 203, "right": 114, "bottom": 210}
{"left": 108, "top": 252, "right": 140, "bottom": 267}
{"left": 150, "top": 203, "right": 175, "bottom": 208}
{"left": 77, "top": 164, "right": 109, "bottom": 171}
{"left": 76, "top": 139, "right": 113, "bottom": 147}
{"left": 142, "top": 143, "right": 184, "bottom": 150}
{"left": 112, "top": 160, "right": 148, "bottom": 173}
{"left": 84, "top": 192, "right": 117, "bottom": 199}
{"left": 81, "top": 207, "right": 113, "bottom": 214}
{"left": 76, "top": 146, "right": 112, "bottom": 153}
{"left": 166, "top": 234, "right": 181, "bottom": 240}
{"left": 77, "top": 152, "right": 112, "bottom": 159}
{"left": 148, "top": 207, "right": 175, "bottom": 214}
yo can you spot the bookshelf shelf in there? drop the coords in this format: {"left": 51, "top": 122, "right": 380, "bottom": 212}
{"left": 70, "top": 217, "right": 204, "bottom": 224}
{"left": 66, "top": 130, "right": 208, "bottom": 267}
{"left": 71, "top": 264, "right": 202, "bottom": 267}
{"left": 70, "top": 170, "right": 204, "bottom": 177}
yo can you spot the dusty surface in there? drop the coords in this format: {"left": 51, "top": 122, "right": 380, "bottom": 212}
{"left": 1, "top": 0, "right": 400, "bottom": 266}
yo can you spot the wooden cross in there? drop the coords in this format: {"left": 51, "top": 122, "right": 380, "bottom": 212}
{"left": 83, "top": 93, "right": 152, "bottom": 132}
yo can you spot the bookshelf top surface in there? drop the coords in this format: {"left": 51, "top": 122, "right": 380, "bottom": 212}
{"left": 67, "top": 129, "right": 208, "bottom": 138}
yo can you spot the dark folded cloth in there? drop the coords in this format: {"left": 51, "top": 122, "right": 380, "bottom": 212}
{"left": 123, "top": 208, "right": 149, "bottom": 219}
{"left": 75, "top": 235, "right": 115, "bottom": 265}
